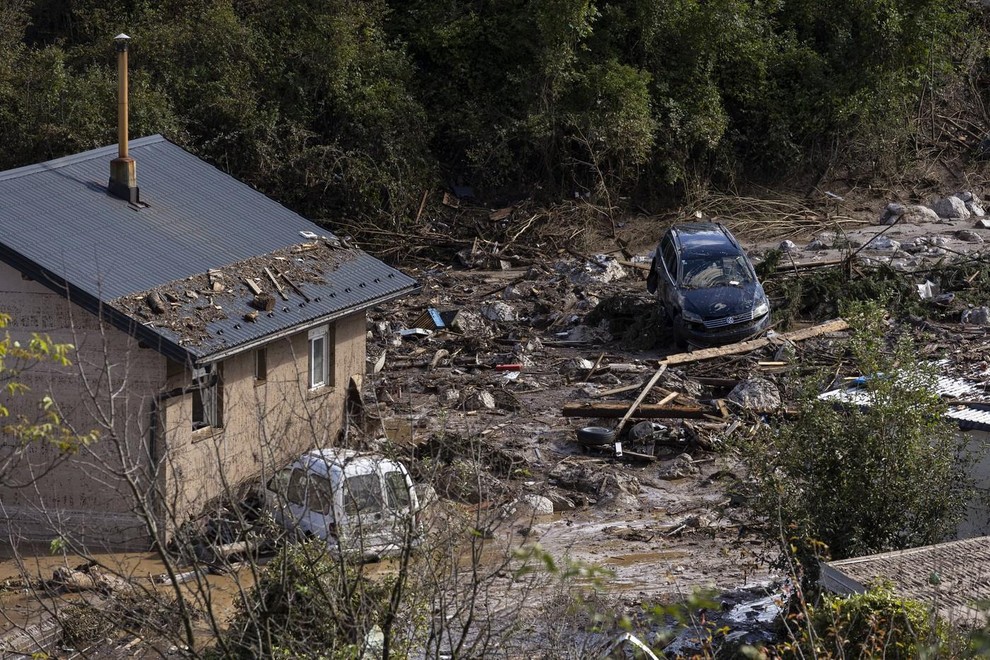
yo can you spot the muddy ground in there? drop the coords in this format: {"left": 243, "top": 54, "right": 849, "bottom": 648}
{"left": 5, "top": 188, "right": 990, "bottom": 656}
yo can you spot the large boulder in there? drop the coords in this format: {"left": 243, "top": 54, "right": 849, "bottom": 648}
{"left": 727, "top": 377, "right": 781, "bottom": 413}
{"left": 933, "top": 195, "right": 971, "bottom": 220}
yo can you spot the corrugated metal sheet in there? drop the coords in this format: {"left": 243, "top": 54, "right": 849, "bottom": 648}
{"left": 819, "top": 371, "right": 990, "bottom": 432}
{"left": 0, "top": 135, "right": 417, "bottom": 361}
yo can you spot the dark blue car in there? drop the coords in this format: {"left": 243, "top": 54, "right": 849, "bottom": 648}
{"left": 647, "top": 223, "right": 771, "bottom": 347}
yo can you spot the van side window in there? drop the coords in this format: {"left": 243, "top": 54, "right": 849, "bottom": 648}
{"left": 344, "top": 474, "right": 384, "bottom": 516}
{"left": 385, "top": 471, "right": 410, "bottom": 509}
{"left": 286, "top": 470, "right": 307, "bottom": 506}
{"left": 308, "top": 474, "right": 335, "bottom": 515}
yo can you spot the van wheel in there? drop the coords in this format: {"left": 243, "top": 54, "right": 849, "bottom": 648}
{"left": 672, "top": 313, "right": 688, "bottom": 349}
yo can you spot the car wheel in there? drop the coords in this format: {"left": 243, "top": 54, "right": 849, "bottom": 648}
{"left": 672, "top": 313, "right": 688, "bottom": 349}
{"left": 576, "top": 426, "right": 616, "bottom": 446}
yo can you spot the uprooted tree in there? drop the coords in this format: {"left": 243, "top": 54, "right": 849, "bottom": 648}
{"left": 745, "top": 301, "right": 972, "bottom": 578}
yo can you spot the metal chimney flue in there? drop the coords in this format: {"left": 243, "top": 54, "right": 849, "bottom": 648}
{"left": 108, "top": 33, "right": 139, "bottom": 203}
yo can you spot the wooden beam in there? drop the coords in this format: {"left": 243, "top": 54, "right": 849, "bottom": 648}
{"left": 663, "top": 318, "right": 848, "bottom": 367}
{"left": 592, "top": 382, "right": 644, "bottom": 398}
{"left": 562, "top": 401, "right": 711, "bottom": 419}
{"left": 613, "top": 363, "right": 668, "bottom": 438}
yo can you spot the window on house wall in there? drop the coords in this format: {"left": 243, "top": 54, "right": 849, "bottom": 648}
{"left": 308, "top": 325, "right": 333, "bottom": 389}
{"left": 255, "top": 347, "right": 267, "bottom": 381}
{"left": 192, "top": 363, "right": 223, "bottom": 430}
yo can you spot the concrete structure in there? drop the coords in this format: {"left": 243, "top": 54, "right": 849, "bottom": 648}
{"left": 0, "top": 136, "right": 416, "bottom": 551}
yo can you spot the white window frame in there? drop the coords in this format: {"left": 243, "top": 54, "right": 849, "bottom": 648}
{"left": 308, "top": 325, "right": 329, "bottom": 390}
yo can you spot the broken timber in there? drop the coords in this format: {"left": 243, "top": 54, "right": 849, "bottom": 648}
{"left": 664, "top": 318, "right": 848, "bottom": 366}
{"left": 562, "top": 401, "right": 710, "bottom": 419}
{"left": 612, "top": 362, "right": 667, "bottom": 438}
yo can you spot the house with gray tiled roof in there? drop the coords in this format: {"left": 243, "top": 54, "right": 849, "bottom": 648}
{"left": 0, "top": 39, "right": 416, "bottom": 550}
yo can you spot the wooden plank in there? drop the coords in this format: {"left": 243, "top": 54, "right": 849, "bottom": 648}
{"left": 244, "top": 278, "right": 262, "bottom": 295}
{"left": 664, "top": 318, "right": 848, "bottom": 367}
{"left": 583, "top": 352, "right": 605, "bottom": 382}
{"left": 592, "top": 382, "right": 643, "bottom": 398}
{"left": 562, "top": 401, "right": 710, "bottom": 419}
{"left": 613, "top": 363, "right": 668, "bottom": 438}
{"left": 264, "top": 267, "right": 288, "bottom": 300}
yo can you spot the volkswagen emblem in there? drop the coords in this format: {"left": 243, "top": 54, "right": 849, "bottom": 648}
{"left": 725, "top": 316, "right": 734, "bottom": 324}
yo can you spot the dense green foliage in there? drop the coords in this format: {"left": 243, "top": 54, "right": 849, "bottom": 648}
{"left": 0, "top": 0, "right": 975, "bottom": 230}
{"left": 780, "top": 581, "right": 948, "bottom": 658}
{"left": 746, "top": 302, "right": 970, "bottom": 565}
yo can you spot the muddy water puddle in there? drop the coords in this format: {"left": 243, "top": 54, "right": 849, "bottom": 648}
{"left": 603, "top": 550, "right": 688, "bottom": 567}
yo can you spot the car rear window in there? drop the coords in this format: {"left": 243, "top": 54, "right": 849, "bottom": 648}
{"left": 385, "top": 471, "right": 411, "bottom": 509}
{"left": 344, "top": 473, "right": 384, "bottom": 516}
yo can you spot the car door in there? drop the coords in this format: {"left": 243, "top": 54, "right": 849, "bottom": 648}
{"left": 381, "top": 467, "right": 417, "bottom": 551}
{"left": 340, "top": 468, "right": 391, "bottom": 556}
{"left": 658, "top": 234, "right": 680, "bottom": 313}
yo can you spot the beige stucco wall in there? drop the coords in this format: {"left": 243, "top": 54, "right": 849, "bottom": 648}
{"left": 0, "top": 261, "right": 367, "bottom": 551}
{"left": 0, "top": 262, "right": 166, "bottom": 550}
{"left": 159, "top": 312, "right": 366, "bottom": 535}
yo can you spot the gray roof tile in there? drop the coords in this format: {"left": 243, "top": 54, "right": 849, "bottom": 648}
{"left": 0, "top": 135, "right": 417, "bottom": 362}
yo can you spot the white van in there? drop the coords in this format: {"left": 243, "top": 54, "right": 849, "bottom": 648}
{"left": 266, "top": 449, "right": 420, "bottom": 559}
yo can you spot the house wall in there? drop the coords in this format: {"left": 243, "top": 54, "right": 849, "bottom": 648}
{"left": 0, "top": 261, "right": 368, "bottom": 550}
{"left": 0, "top": 262, "right": 166, "bottom": 550}
{"left": 150, "top": 312, "right": 367, "bottom": 540}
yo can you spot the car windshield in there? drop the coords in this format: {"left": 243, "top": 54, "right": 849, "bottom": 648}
{"left": 680, "top": 255, "right": 753, "bottom": 289}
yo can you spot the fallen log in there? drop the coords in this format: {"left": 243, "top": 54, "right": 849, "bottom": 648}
{"left": 663, "top": 318, "right": 849, "bottom": 367}
{"left": 562, "top": 401, "right": 711, "bottom": 419}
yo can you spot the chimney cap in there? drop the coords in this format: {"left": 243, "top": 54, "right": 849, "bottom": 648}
{"left": 114, "top": 33, "right": 130, "bottom": 41}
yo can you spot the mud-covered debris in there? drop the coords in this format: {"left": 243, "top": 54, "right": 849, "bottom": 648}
{"left": 778, "top": 239, "right": 797, "bottom": 252}
{"left": 504, "top": 282, "right": 538, "bottom": 300}
{"left": 481, "top": 301, "right": 517, "bottom": 322}
{"left": 462, "top": 389, "right": 497, "bottom": 410}
{"left": 568, "top": 255, "right": 627, "bottom": 285}
{"left": 773, "top": 340, "right": 797, "bottom": 362}
{"left": 962, "top": 307, "right": 990, "bottom": 326}
{"left": 544, "top": 490, "right": 577, "bottom": 511}
{"left": 451, "top": 310, "right": 494, "bottom": 338}
{"left": 628, "top": 420, "right": 666, "bottom": 442}
{"left": 434, "top": 458, "right": 505, "bottom": 503}
{"left": 658, "top": 453, "right": 699, "bottom": 480}
{"left": 727, "top": 377, "right": 781, "bottom": 413}
{"left": 562, "top": 357, "right": 595, "bottom": 375}
{"left": 977, "top": 218, "right": 990, "bottom": 230}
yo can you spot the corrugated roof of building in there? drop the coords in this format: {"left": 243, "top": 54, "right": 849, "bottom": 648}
{"left": 819, "top": 370, "right": 990, "bottom": 432}
{"left": 827, "top": 536, "right": 990, "bottom": 626}
{"left": 0, "top": 135, "right": 417, "bottom": 362}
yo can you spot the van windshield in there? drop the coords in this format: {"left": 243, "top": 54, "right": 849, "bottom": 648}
{"left": 344, "top": 473, "right": 384, "bottom": 517}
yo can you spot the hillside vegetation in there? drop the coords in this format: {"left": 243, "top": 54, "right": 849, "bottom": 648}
{"left": 0, "top": 0, "right": 985, "bottom": 237}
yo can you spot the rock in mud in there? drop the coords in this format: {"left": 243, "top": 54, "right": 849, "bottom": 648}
{"left": 933, "top": 195, "right": 971, "bottom": 220}
{"left": 462, "top": 389, "right": 496, "bottom": 410}
{"left": 956, "top": 229, "right": 984, "bottom": 243}
{"left": 956, "top": 191, "right": 986, "bottom": 217}
{"left": 863, "top": 235, "right": 900, "bottom": 251}
{"left": 451, "top": 310, "right": 493, "bottom": 338}
{"left": 658, "top": 453, "right": 699, "bottom": 480}
{"left": 962, "top": 307, "right": 990, "bottom": 326}
{"left": 517, "top": 494, "right": 554, "bottom": 517}
{"left": 481, "top": 301, "right": 517, "bottom": 322}
{"left": 778, "top": 239, "right": 797, "bottom": 252}
{"left": 727, "top": 377, "right": 781, "bottom": 413}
